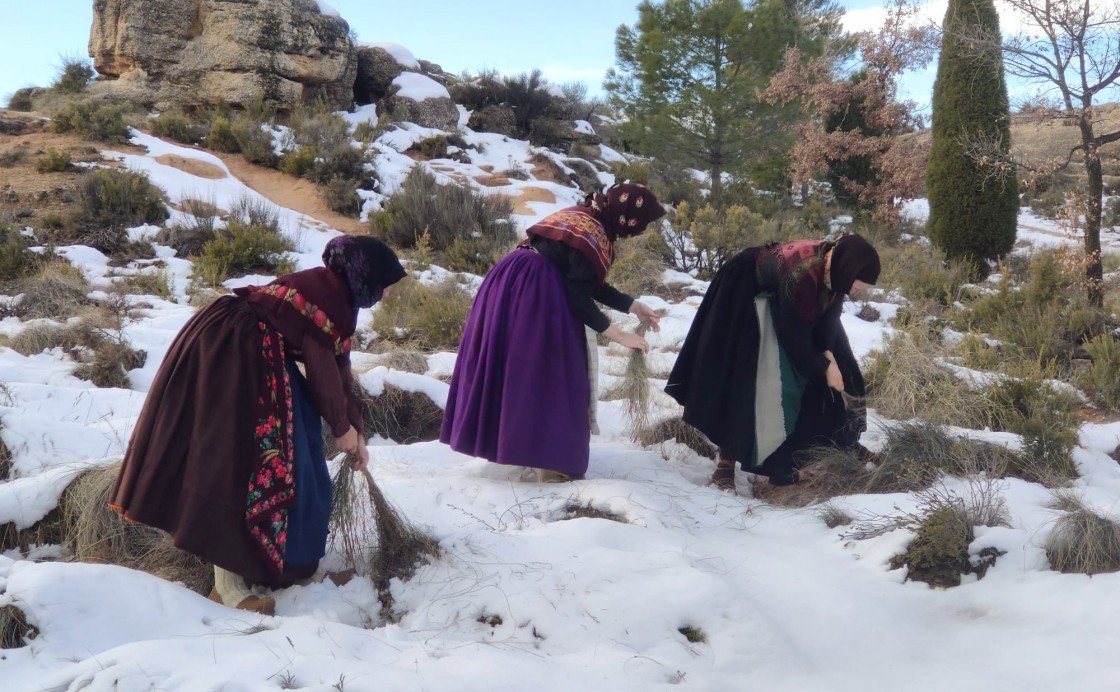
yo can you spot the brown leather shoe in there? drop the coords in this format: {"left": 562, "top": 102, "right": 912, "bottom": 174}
{"left": 208, "top": 589, "right": 276, "bottom": 616}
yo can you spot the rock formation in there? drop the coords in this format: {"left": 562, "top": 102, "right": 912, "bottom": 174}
{"left": 88, "top": 0, "right": 356, "bottom": 111}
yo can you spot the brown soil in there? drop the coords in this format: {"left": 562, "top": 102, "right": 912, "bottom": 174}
{"left": 0, "top": 110, "right": 143, "bottom": 229}
{"left": 511, "top": 185, "right": 557, "bottom": 215}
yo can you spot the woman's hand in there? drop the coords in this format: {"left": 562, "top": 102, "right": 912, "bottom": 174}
{"left": 335, "top": 426, "right": 360, "bottom": 454}
{"left": 825, "top": 359, "right": 845, "bottom": 392}
{"left": 629, "top": 301, "right": 661, "bottom": 333}
{"left": 352, "top": 440, "right": 369, "bottom": 472}
{"left": 602, "top": 324, "right": 650, "bottom": 353}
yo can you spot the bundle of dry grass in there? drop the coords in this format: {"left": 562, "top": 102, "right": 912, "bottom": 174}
{"left": 634, "top": 416, "right": 716, "bottom": 459}
{"left": 359, "top": 383, "right": 444, "bottom": 444}
{"left": 61, "top": 464, "right": 212, "bottom": 595}
{"left": 0, "top": 603, "right": 34, "bottom": 649}
{"left": 1045, "top": 495, "right": 1120, "bottom": 575}
{"left": 329, "top": 455, "right": 439, "bottom": 590}
{"left": 758, "top": 445, "right": 869, "bottom": 507}
{"left": 618, "top": 318, "right": 663, "bottom": 440}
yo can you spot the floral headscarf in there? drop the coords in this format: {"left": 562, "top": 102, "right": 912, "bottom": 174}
{"left": 322, "top": 235, "right": 407, "bottom": 309}
{"left": 586, "top": 182, "right": 667, "bottom": 240}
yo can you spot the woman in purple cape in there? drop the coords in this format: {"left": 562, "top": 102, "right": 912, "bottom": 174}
{"left": 441, "top": 183, "right": 667, "bottom": 482}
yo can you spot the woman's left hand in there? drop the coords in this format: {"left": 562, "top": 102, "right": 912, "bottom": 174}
{"left": 629, "top": 301, "right": 661, "bottom": 333}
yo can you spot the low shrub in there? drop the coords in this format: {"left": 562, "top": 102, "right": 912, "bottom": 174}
{"left": 232, "top": 117, "right": 279, "bottom": 167}
{"left": 321, "top": 175, "right": 363, "bottom": 215}
{"left": 279, "top": 146, "right": 317, "bottom": 177}
{"left": 121, "top": 268, "right": 174, "bottom": 299}
{"left": 150, "top": 111, "right": 201, "bottom": 144}
{"left": 50, "top": 101, "right": 131, "bottom": 142}
{"left": 36, "top": 149, "right": 71, "bottom": 173}
{"left": 204, "top": 116, "right": 241, "bottom": 153}
{"left": 52, "top": 57, "right": 94, "bottom": 94}
{"left": 370, "top": 276, "right": 472, "bottom": 352}
{"left": 0, "top": 223, "right": 37, "bottom": 282}
{"left": 1082, "top": 333, "right": 1120, "bottom": 412}
{"left": 0, "top": 146, "right": 28, "bottom": 168}
{"left": 74, "top": 168, "right": 170, "bottom": 253}
{"left": 193, "top": 220, "right": 295, "bottom": 287}
{"left": 370, "top": 168, "right": 515, "bottom": 274}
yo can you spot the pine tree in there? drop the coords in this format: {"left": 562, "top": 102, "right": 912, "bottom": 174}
{"left": 926, "top": 0, "right": 1018, "bottom": 269}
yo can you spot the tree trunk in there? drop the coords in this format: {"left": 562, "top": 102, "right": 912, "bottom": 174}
{"left": 1080, "top": 119, "right": 1104, "bottom": 308}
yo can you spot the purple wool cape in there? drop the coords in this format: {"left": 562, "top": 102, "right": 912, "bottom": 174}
{"left": 440, "top": 248, "right": 591, "bottom": 475}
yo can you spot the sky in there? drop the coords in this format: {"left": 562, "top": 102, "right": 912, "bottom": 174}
{"left": 0, "top": 0, "right": 1057, "bottom": 117}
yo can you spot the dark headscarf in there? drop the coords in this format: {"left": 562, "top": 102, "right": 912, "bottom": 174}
{"left": 586, "top": 182, "right": 666, "bottom": 240}
{"left": 829, "top": 233, "right": 881, "bottom": 295}
{"left": 322, "top": 235, "right": 407, "bottom": 309}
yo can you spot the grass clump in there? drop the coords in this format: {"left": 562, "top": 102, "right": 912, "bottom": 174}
{"left": 609, "top": 231, "right": 669, "bottom": 299}
{"left": 61, "top": 464, "right": 212, "bottom": 594}
{"left": 0, "top": 604, "right": 35, "bottom": 649}
{"left": 121, "top": 268, "right": 174, "bottom": 299}
{"left": 15, "top": 260, "right": 91, "bottom": 320}
{"left": 677, "top": 626, "right": 707, "bottom": 644}
{"left": 370, "top": 167, "right": 516, "bottom": 274}
{"left": 376, "top": 350, "right": 429, "bottom": 374}
{"left": 357, "top": 383, "right": 445, "bottom": 444}
{"left": 51, "top": 56, "right": 94, "bottom": 94}
{"left": 36, "top": 148, "right": 72, "bottom": 173}
{"left": 1044, "top": 494, "right": 1120, "bottom": 575}
{"left": 634, "top": 417, "right": 717, "bottom": 460}
{"left": 0, "top": 223, "right": 39, "bottom": 283}
{"left": 9, "top": 311, "right": 146, "bottom": 388}
{"left": 370, "top": 276, "right": 471, "bottom": 352}
{"left": 564, "top": 503, "right": 628, "bottom": 523}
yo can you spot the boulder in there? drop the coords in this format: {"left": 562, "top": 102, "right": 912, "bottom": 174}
{"left": 382, "top": 73, "right": 458, "bottom": 131}
{"left": 467, "top": 105, "right": 518, "bottom": 138}
{"left": 354, "top": 45, "right": 408, "bottom": 105}
{"left": 88, "top": 0, "right": 356, "bottom": 111}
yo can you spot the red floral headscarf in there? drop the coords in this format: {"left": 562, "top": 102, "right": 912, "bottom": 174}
{"left": 587, "top": 182, "right": 666, "bottom": 240}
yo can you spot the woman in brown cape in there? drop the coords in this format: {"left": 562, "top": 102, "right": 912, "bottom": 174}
{"left": 110, "top": 235, "right": 406, "bottom": 614}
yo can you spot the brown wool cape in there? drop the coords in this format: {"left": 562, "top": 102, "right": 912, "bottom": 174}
{"left": 110, "top": 268, "right": 364, "bottom": 586}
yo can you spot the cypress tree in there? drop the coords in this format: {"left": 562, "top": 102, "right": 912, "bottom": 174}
{"left": 926, "top": 0, "right": 1018, "bottom": 269}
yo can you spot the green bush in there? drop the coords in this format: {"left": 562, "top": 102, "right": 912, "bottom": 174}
{"left": 279, "top": 146, "right": 317, "bottom": 177}
{"left": 150, "top": 111, "right": 200, "bottom": 144}
{"left": 409, "top": 135, "right": 449, "bottom": 159}
{"left": 51, "top": 102, "right": 131, "bottom": 142}
{"left": 0, "top": 223, "right": 35, "bottom": 282}
{"left": 52, "top": 57, "right": 94, "bottom": 94}
{"left": 194, "top": 221, "right": 295, "bottom": 287}
{"left": 36, "top": 149, "right": 71, "bottom": 173}
{"left": 232, "top": 117, "right": 278, "bottom": 167}
{"left": 0, "top": 146, "right": 28, "bottom": 168}
{"left": 1082, "top": 333, "right": 1120, "bottom": 412}
{"left": 321, "top": 175, "right": 363, "bottom": 215}
{"left": 75, "top": 168, "right": 169, "bottom": 253}
{"left": 370, "top": 167, "right": 515, "bottom": 273}
{"left": 370, "top": 276, "right": 472, "bottom": 351}
{"left": 122, "top": 268, "right": 173, "bottom": 299}
{"left": 204, "top": 116, "right": 241, "bottom": 153}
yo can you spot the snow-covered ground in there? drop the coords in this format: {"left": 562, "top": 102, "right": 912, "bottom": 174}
{"left": 2, "top": 120, "right": 1120, "bottom": 692}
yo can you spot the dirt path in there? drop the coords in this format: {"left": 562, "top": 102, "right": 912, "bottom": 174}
{"left": 209, "top": 151, "right": 368, "bottom": 235}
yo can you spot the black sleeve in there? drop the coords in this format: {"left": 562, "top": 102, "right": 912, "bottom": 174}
{"left": 812, "top": 298, "right": 843, "bottom": 354}
{"left": 594, "top": 281, "right": 635, "bottom": 315}
{"left": 527, "top": 238, "right": 610, "bottom": 332}
{"left": 772, "top": 296, "right": 831, "bottom": 381}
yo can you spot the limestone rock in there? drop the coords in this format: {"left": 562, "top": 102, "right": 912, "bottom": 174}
{"left": 89, "top": 0, "right": 356, "bottom": 111}
{"left": 383, "top": 95, "right": 459, "bottom": 131}
{"left": 354, "top": 45, "right": 407, "bottom": 105}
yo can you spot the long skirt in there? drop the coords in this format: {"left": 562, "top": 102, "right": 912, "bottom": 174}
{"left": 440, "top": 248, "right": 591, "bottom": 475}
{"left": 110, "top": 296, "right": 328, "bottom": 586}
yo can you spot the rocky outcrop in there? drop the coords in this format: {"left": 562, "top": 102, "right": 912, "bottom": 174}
{"left": 88, "top": 0, "right": 356, "bottom": 111}
{"left": 354, "top": 45, "right": 407, "bottom": 105}
{"left": 381, "top": 73, "right": 459, "bottom": 131}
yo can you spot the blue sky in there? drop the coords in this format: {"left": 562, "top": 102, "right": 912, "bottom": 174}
{"left": 0, "top": 0, "right": 941, "bottom": 111}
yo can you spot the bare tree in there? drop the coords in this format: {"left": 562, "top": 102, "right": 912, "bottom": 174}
{"left": 959, "top": 0, "right": 1119, "bottom": 306}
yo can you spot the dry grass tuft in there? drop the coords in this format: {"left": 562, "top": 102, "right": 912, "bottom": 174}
{"left": 817, "top": 502, "right": 853, "bottom": 528}
{"left": 376, "top": 350, "right": 429, "bottom": 375}
{"left": 61, "top": 464, "right": 213, "bottom": 595}
{"left": 330, "top": 457, "right": 440, "bottom": 591}
{"left": 358, "top": 383, "right": 444, "bottom": 444}
{"left": 370, "top": 276, "right": 472, "bottom": 352}
{"left": 9, "top": 316, "right": 145, "bottom": 389}
{"left": 634, "top": 416, "right": 716, "bottom": 459}
{"left": 0, "top": 604, "right": 35, "bottom": 649}
{"left": 1045, "top": 495, "right": 1120, "bottom": 575}
{"left": 865, "top": 327, "right": 992, "bottom": 428}
{"left": 866, "top": 422, "right": 959, "bottom": 493}
{"left": 16, "top": 261, "right": 91, "bottom": 320}
{"left": 564, "top": 503, "right": 628, "bottom": 523}
{"left": 0, "top": 432, "right": 11, "bottom": 482}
